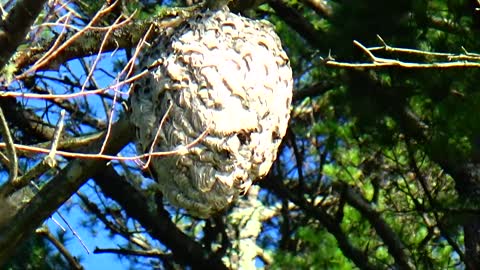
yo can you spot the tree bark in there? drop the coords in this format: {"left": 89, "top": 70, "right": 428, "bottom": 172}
{"left": 0, "top": 117, "right": 133, "bottom": 265}
{"left": 93, "top": 166, "right": 229, "bottom": 270}
{"left": 0, "top": 0, "right": 48, "bottom": 69}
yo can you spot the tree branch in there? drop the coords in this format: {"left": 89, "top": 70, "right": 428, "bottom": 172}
{"left": 268, "top": 0, "right": 327, "bottom": 51}
{"left": 260, "top": 174, "right": 381, "bottom": 270}
{"left": 36, "top": 227, "right": 84, "bottom": 270}
{"left": 326, "top": 39, "right": 480, "bottom": 69}
{"left": 94, "top": 247, "right": 172, "bottom": 260}
{"left": 0, "top": 116, "right": 134, "bottom": 265}
{"left": 93, "top": 166, "right": 229, "bottom": 270}
{"left": 333, "top": 181, "right": 415, "bottom": 270}
{"left": 0, "top": 0, "right": 48, "bottom": 69}
{"left": 13, "top": 6, "right": 201, "bottom": 72}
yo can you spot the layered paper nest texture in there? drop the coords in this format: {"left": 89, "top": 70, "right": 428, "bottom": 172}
{"left": 131, "top": 9, "right": 293, "bottom": 218}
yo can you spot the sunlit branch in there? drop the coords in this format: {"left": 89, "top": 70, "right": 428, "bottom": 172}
{"left": 3, "top": 70, "right": 148, "bottom": 100}
{"left": 326, "top": 38, "right": 480, "bottom": 69}
{"left": 0, "top": 128, "right": 208, "bottom": 161}
{"left": 22, "top": 2, "right": 121, "bottom": 75}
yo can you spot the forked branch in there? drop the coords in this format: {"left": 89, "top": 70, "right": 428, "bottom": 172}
{"left": 327, "top": 36, "right": 480, "bottom": 69}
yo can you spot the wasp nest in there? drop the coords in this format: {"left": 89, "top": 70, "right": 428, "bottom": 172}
{"left": 130, "top": 9, "right": 293, "bottom": 218}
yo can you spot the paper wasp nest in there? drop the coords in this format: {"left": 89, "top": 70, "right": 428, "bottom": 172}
{"left": 130, "top": 9, "right": 292, "bottom": 218}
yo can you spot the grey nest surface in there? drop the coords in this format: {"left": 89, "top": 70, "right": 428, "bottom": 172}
{"left": 130, "top": 8, "right": 293, "bottom": 218}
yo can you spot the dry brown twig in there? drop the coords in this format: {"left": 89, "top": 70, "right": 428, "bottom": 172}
{"left": 21, "top": 2, "right": 121, "bottom": 76}
{"left": 0, "top": 0, "right": 212, "bottom": 169}
{"left": 0, "top": 128, "right": 209, "bottom": 162}
{"left": 99, "top": 23, "right": 156, "bottom": 154}
{"left": 326, "top": 35, "right": 480, "bottom": 69}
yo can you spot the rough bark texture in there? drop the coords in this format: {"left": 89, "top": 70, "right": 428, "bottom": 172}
{"left": 0, "top": 0, "right": 48, "bottom": 69}
{"left": 130, "top": 9, "right": 293, "bottom": 218}
{"left": 0, "top": 117, "right": 133, "bottom": 265}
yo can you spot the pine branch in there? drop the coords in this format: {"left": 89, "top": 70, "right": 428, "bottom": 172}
{"left": 0, "top": 116, "right": 134, "bottom": 265}
{"left": 0, "top": 0, "right": 48, "bottom": 70}
{"left": 93, "top": 165, "right": 229, "bottom": 270}
{"left": 333, "top": 181, "right": 415, "bottom": 270}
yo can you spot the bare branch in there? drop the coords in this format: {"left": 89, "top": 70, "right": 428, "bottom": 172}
{"left": 13, "top": 6, "right": 201, "bottom": 73}
{"left": 326, "top": 40, "right": 480, "bottom": 69}
{"left": 93, "top": 165, "right": 229, "bottom": 270}
{"left": 77, "top": 192, "right": 151, "bottom": 250}
{"left": 36, "top": 227, "right": 84, "bottom": 270}
{"left": 0, "top": 116, "right": 134, "bottom": 265}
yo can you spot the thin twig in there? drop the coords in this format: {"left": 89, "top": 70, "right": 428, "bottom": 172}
{"left": 36, "top": 227, "right": 84, "bottom": 270}
{"left": 55, "top": 210, "right": 91, "bottom": 254}
{"left": 77, "top": 192, "right": 151, "bottom": 250}
{"left": 372, "top": 35, "right": 480, "bottom": 61}
{"left": 3, "top": 70, "right": 149, "bottom": 100}
{"left": 0, "top": 107, "right": 18, "bottom": 183}
{"left": 26, "top": 161, "right": 87, "bottom": 255}
{"left": 11, "top": 110, "right": 66, "bottom": 189}
{"left": 99, "top": 91, "right": 118, "bottom": 154}
{"left": 97, "top": 23, "right": 155, "bottom": 155}
{"left": 0, "top": 127, "right": 209, "bottom": 161}
{"left": 80, "top": 11, "right": 136, "bottom": 92}
{"left": 142, "top": 100, "right": 174, "bottom": 169}
{"left": 30, "top": 181, "right": 65, "bottom": 232}
{"left": 326, "top": 39, "right": 480, "bottom": 69}
{"left": 23, "top": 1, "right": 120, "bottom": 74}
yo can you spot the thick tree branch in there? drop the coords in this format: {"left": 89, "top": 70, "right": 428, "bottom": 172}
{"left": 93, "top": 166, "right": 229, "bottom": 270}
{"left": 268, "top": 0, "right": 327, "bottom": 51}
{"left": 0, "top": 0, "right": 47, "bottom": 70}
{"left": 94, "top": 247, "right": 171, "bottom": 259}
{"left": 0, "top": 116, "right": 134, "bottom": 265}
{"left": 0, "top": 97, "right": 58, "bottom": 142}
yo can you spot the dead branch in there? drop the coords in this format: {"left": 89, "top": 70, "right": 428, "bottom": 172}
{"left": 326, "top": 38, "right": 480, "bottom": 69}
